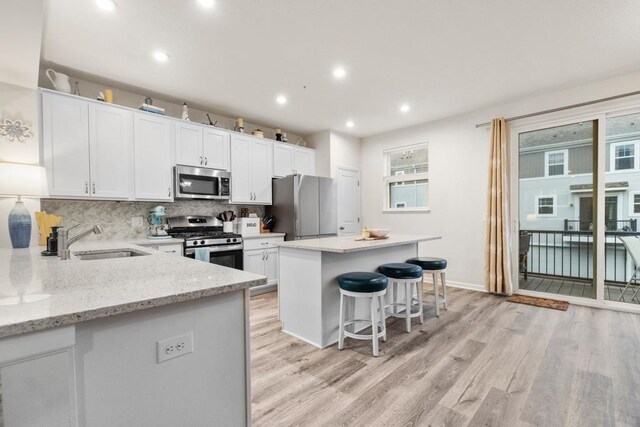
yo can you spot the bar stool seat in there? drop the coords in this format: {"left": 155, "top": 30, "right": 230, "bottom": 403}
{"left": 407, "top": 257, "right": 448, "bottom": 316}
{"left": 379, "top": 263, "right": 424, "bottom": 333}
{"left": 338, "top": 272, "right": 388, "bottom": 357}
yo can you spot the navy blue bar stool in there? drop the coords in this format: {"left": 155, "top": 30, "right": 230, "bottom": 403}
{"left": 378, "top": 263, "right": 424, "bottom": 332}
{"left": 407, "top": 257, "right": 448, "bottom": 316}
{"left": 337, "top": 272, "right": 388, "bottom": 357}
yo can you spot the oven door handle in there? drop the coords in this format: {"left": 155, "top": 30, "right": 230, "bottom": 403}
{"left": 185, "top": 244, "right": 244, "bottom": 254}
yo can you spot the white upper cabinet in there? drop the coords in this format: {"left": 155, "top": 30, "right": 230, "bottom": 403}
{"left": 174, "top": 122, "right": 230, "bottom": 170}
{"left": 294, "top": 147, "right": 315, "bottom": 176}
{"left": 203, "top": 127, "right": 230, "bottom": 171}
{"left": 273, "top": 143, "right": 294, "bottom": 177}
{"left": 42, "top": 92, "right": 91, "bottom": 197}
{"left": 230, "top": 134, "right": 273, "bottom": 204}
{"left": 89, "top": 104, "right": 133, "bottom": 199}
{"left": 174, "top": 122, "right": 203, "bottom": 167}
{"left": 42, "top": 92, "right": 134, "bottom": 200}
{"left": 133, "top": 112, "right": 173, "bottom": 201}
{"left": 272, "top": 142, "right": 315, "bottom": 177}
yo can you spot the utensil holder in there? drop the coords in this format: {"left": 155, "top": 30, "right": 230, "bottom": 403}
{"left": 223, "top": 222, "right": 234, "bottom": 233}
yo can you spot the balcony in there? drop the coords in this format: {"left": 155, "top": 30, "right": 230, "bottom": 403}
{"left": 520, "top": 228, "right": 640, "bottom": 305}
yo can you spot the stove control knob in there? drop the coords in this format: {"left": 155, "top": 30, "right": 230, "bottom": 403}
{"left": 200, "top": 240, "right": 205, "bottom": 245}
{"left": 232, "top": 238, "right": 237, "bottom": 242}
{"left": 226, "top": 238, "right": 231, "bottom": 243}
{"left": 193, "top": 241, "right": 198, "bottom": 246}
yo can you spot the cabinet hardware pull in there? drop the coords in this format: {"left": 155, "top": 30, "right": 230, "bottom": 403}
{"left": 265, "top": 252, "right": 269, "bottom": 260}
{"left": 92, "top": 182, "right": 96, "bottom": 194}
{"left": 262, "top": 252, "right": 265, "bottom": 260}
{"left": 204, "top": 157, "right": 208, "bottom": 166}
{"left": 85, "top": 181, "right": 89, "bottom": 194}
{"left": 200, "top": 156, "right": 203, "bottom": 165}
{"left": 168, "top": 187, "right": 171, "bottom": 197}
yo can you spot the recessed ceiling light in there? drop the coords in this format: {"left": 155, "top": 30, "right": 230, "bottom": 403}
{"left": 198, "top": 0, "right": 215, "bottom": 8}
{"left": 346, "top": 121, "right": 354, "bottom": 128}
{"left": 153, "top": 51, "right": 170, "bottom": 62}
{"left": 96, "top": 0, "right": 116, "bottom": 11}
{"left": 400, "top": 104, "right": 410, "bottom": 113}
{"left": 276, "top": 95, "right": 287, "bottom": 105}
{"left": 333, "top": 66, "right": 346, "bottom": 79}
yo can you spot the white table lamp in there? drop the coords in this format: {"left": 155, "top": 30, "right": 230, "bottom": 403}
{"left": 0, "top": 162, "right": 49, "bottom": 248}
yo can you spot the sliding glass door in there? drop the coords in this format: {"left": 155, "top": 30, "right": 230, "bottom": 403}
{"left": 514, "top": 108, "right": 640, "bottom": 307}
{"left": 517, "top": 121, "right": 596, "bottom": 299}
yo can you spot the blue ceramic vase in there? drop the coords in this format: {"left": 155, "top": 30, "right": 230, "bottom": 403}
{"left": 8, "top": 199, "right": 32, "bottom": 248}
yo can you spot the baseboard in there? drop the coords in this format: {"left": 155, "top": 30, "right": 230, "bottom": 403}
{"left": 423, "top": 278, "right": 486, "bottom": 293}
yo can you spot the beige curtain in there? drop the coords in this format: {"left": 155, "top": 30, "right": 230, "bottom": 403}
{"left": 485, "top": 118, "right": 513, "bottom": 294}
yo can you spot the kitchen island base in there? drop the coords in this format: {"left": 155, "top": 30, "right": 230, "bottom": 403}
{"left": 279, "top": 243, "right": 420, "bottom": 348}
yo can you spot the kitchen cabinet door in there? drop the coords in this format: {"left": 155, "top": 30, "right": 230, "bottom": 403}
{"left": 133, "top": 112, "right": 173, "bottom": 201}
{"left": 42, "top": 93, "right": 91, "bottom": 197}
{"left": 203, "top": 127, "right": 230, "bottom": 171}
{"left": 230, "top": 135, "right": 252, "bottom": 203}
{"left": 273, "top": 143, "right": 294, "bottom": 177}
{"left": 264, "top": 248, "right": 279, "bottom": 285}
{"left": 89, "top": 104, "right": 133, "bottom": 199}
{"left": 174, "top": 121, "right": 203, "bottom": 167}
{"left": 251, "top": 138, "right": 273, "bottom": 204}
{"left": 294, "top": 147, "right": 315, "bottom": 176}
{"left": 243, "top": 250, "right": 265, "bottom": 276}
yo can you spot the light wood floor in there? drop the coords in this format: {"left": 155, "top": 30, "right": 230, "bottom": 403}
{"left": 250, "top": 287, "right": 640, "bottom": 426}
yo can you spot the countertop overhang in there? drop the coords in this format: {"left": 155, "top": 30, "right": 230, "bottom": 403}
{"left": 0, "top": 241, "right": 266, "bottom": 338}
{"left": 277, "top": 234, "right": 441, "bottom": 253}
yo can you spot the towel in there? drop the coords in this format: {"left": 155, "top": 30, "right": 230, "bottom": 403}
{"left": 194, "top": 247, "right": 210, "bottom": 263}
{"left": 35, "top": 211, "right": 63, "bottom": 246}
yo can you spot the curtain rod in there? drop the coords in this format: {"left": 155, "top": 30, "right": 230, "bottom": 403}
{"left": 475, "top": 89, "right": 640, "bottom": 128}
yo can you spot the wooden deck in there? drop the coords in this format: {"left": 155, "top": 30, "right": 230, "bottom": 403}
{"left": 519, "top": 275, "right": 640, "bottom": 304}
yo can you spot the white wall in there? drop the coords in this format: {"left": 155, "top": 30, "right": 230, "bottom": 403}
{"left": 0, "top": 1, "right": 44, "bottom": 249}
{"left": 305, "top": 130, "right": 331, "bottom": 177}
{"left": 361, "top": 70, "right": 640, "bottom": 290}
{"left": 329, "top": 131, "right": 361, "bottom": 177}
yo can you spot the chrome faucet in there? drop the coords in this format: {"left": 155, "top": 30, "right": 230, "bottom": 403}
{"left": 58, "top": 224, "right": 104, "bottom": 260}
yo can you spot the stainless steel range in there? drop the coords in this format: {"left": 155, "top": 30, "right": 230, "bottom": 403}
{"left": 166, "top": 216, "right": 243, "bottom": 270}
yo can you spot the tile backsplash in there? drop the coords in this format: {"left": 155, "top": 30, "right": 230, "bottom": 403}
{"left": 40, "top": 199, "right": 265, "bottom": 240}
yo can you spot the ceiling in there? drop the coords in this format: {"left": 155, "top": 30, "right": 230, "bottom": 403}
{"left": 42, "top": 0, "right": 640, "bottom": 137}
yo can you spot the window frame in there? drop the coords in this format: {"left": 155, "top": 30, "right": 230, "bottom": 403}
{"left": 535, "top": 194, "right": 557, "bottom": 217}
{"left": 544, "top": 149, "right": 569, "bottom": 177}
{"left": 629, "top": 191, "right": 640, "bottom": 217}
{"left": 383, "top": 142, "right": 429, "bottom": 213}
{"left": 610, "top": 141, "right": 639, "bottom": 172}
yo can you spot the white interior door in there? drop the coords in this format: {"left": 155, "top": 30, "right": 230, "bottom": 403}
{"left": 336, "top": 167, "right": 360, "bottom": 235}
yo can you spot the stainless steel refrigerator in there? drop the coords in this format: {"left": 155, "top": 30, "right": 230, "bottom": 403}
{"left": 266, "top": 175, "right": 337, "bottom": 240}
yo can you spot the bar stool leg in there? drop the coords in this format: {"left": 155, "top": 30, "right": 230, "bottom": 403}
{"left": 405, "top": 281, "right": 412, "bottom": 333}
{"left": 418, "top": 278, "right": 424, "bottom": 324}
{"left": 433, "top": 272, "right": 440, "bottom": 317}
{"left": 392, "top": 282, "right": 398, "bottom": 314}
{"left": 338, "top": 292, "right": 345, "bottom": 350}
{"left": 370, "top": 296, "right": 379, "bottom": 356}
{"left": 379, "top": 295, "right": 387, "bottom": 341}
{"left": 441, "top": 271, "right": 448, "bottom": 310}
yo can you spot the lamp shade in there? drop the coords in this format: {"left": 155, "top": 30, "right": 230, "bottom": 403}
{"left": 0, "top": 162, "right": 49, "bottom": 197}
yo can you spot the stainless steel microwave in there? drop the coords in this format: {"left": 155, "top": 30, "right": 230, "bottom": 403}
{"left": 174, "top": 165, "right": 231, "bottom": 200}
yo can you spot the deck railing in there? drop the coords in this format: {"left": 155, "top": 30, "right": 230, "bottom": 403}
{"left": 520, "top": 229, "right": 640, "bottom": 284}
{"left": 563, "top": 219, "right": 637, "bottom": 232}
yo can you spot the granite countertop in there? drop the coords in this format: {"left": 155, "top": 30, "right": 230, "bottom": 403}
{"left": 0, "top": 240, "right": 266, "bottom": 338}
{"left": 277, "top": 234, "right": 441, "bottom": 253}
{"left": 242, "top": 233, "right": 286, "bottom": 239}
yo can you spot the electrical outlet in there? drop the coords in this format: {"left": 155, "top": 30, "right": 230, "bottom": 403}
{"left": 157, "top": 332, "right": 194, "bottom": 363}
{"left": 131, "top": 216, "right": 144, "bottom": 229}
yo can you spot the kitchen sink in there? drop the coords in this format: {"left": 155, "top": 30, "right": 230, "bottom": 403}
{"left": 73, "top": 249, "right": 150, "bottom": 261}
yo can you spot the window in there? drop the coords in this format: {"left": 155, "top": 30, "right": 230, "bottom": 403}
{"left": 535, "top": 195, "right": 557, "bottom": 217}
{"left": 544, "top": 149, "right": 568, "bottom": 176}
{"left": 630, "top": 192, "right": 640, "bottom": 216}
{"left": 611, "top": 142, "right": 638, "bottom": 171}
{"left": 383, "top": 143, "right": 429, "bottom": 211}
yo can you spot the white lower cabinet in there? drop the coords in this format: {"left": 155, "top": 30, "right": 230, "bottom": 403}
{"left": 243, "top": 235, "right": 284, "bottom": 289}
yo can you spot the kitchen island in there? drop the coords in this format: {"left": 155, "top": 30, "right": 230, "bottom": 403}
{"left": 277, "top": 234, "right": 441, "bottom": 348}
{"left": 0, "top": 241, "right": 265, "bottom": 427}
